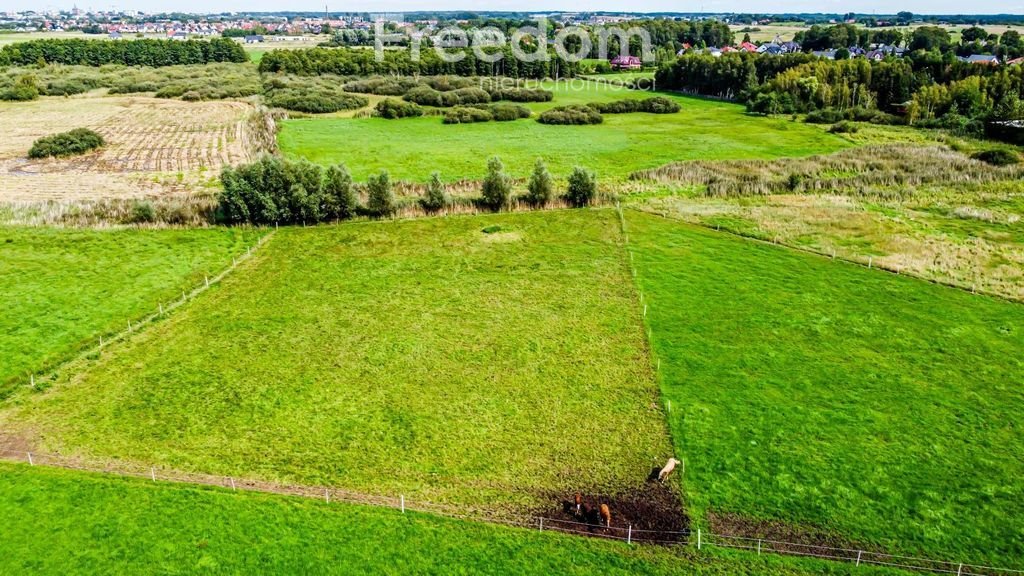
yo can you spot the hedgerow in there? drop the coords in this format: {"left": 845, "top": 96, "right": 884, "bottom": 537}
{"left": 376, "top": 99, "right": 423, "bottom": 119}
{"left": 588, "top": 97, "right": 680, "bottom": 114}
{"left": 538, "top": 105, "right": 604, "bottom": 125}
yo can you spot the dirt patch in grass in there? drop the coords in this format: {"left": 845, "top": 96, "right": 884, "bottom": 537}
{"left": 539, "top": 481, "right": 688, "bottom": 544}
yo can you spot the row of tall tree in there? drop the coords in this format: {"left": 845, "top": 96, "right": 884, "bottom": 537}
{"left": 218, "top": 156, "right": 597, "bottom": 225}
{"left": 0, "top": 38, "right": 247, "bottom": 67}
{"left": 258, "top": 46, "right": 581, "bottom": 79}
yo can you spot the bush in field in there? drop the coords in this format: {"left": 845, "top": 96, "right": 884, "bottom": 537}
{"left": 323, "top": 164, "right": 358, "bottom": 219}
{"left": 376, "top": 98, "right": 423, "bottom": 119}
{"left": 490, "top": 87, "right": 553, "bottom": 102}
{"left": 972, "top": 149, "right": 1020, "bottom": 166}
{"left": 343, "top": 77, "right": 416, "bottom": 95}
{"left": 489, "top": 103, "right": 531, "bottom": 121}
{"left": 219, "top": 156, "right": 360, "bottom": 225}
{"left": 267, "top": 92, "right": 367, "bottom": 113}
{"left": 805, "top": 108, "right": 847, "bottom": 124}
{"left": 538, "top": 105, "right": 603, "bottom": 125}
{"left": 443, "top": 106, "right": 493, "bottom": 124}
{"left": 420, "top": 171, "right": 449, "bottom": 213}
{"left": 403, "top": 85, "right": 444, "bottom": 107}
{"left": 525, "top": 158, "right": 554, "bottom": 208}
{"left": 28, "top": 128, "right": 105, "bottom": 159}
{"left": 0, "top": 75, "right": 40, "bottom": 101}
{"left": 589, "top": 97, "right": 680, "bottom": 114}
{"left": 829, "top": 121, "right": 859, "bottom": 134}
{"left": 450, "top": 87, "right": 491, "bottom": 105}
{"left": 481, "top": 156, "right": 513, "bottom": 211}
{"left": 366, "top": 170, "right": 397, "bottom": 218}
{"left": 565, "top": 166, "right": 597, "bottom": 207}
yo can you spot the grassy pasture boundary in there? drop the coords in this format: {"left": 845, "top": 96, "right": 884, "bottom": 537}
{"left": 631, "top": 205, "right": 1019, "bottom": 305}
{"left": 8, "top": 229, "right": 273, "bottom": 398}
{"left": 2, "top": 450, "right": 1021, "bottom": 576}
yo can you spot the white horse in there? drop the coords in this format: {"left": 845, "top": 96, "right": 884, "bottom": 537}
{"left": 658, "top": 458, "right": 682, "bottom": 483}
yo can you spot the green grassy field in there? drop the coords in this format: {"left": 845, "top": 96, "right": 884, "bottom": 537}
{"left": 278, "top": 81, "right": 848, "bottom": 182}
{"left": 0, "top": 211, "right": 672, "bottom": 511}
{"left": 0, "top": 226, "right": 259, "bottom": 398}
{"left": 625, "top": 211, "right": 1024, "bottom": 567}
{"left": 0, "top": 463, "right": 908, "bottom": 576}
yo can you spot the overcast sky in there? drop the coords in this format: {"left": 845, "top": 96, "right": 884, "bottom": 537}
{"left": 18, "top": 0, "right": 1023, "bottom": 16}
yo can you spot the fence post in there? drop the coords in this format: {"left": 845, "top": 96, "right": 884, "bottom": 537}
{"left": 627, "top": 524, "right": 632, "bottom": 545}
{"left": 325, "top": 489, "right": 329, "bottom": 503}
{"left": 159, "top": 303, "right": 163, "bottom": 315}
{"left": 400, "top": 495, "right": 405, "bottom": 513}
{"left": 205, "top": 276, "right": 209, "bottom": 288}
{"left": 230, "top": 477, "right": 236, "bottom": 491}
{"left": 697, "top": 528, "right": 701, "bottom": 550}
{"left": 27, "top": 452, "right": 33, "bottom": 466}
{"left": 856, "top": 550, "right": 862, "bottom": 566}
{"left": 757, "top": 539, "right": 761, "bottom": 555}
{"left": 957, "top": 563, "right": 963, "bottom": 576}
{"left": 150, "top": 467, "right": 155, "bottom": 481}
{"left": 868, "top": 256, "right": 873, "bottom": 269}
{"left": 539, "top": 517, "right": 544, "bottom": 531}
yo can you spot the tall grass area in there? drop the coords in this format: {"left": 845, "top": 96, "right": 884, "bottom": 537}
{"left": 0, "top": 463, "right": 906, "bottom": 576}
{"left": 0, "top": 211, "right": 672, "bottom": 511}
{"left": 625, "top": 211, "right": 1024, "bottom": 567}
{"left": 278, "top": 84, "right": 849, "bottom": 181}
{"left": 0, "top": 227, "right": 260, "bottom": 397}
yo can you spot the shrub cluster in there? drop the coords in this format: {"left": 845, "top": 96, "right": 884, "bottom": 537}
{"left": 806, "top": 107, "right": 900, "bottom": 125}
{"left": 443, "top": 103, "right": 531, "bottom": 124}
{"left": 488, "top": 87, "right": 554, "bottom": 103}
{"left": 972, "top": 149, "right": 1021, "bottom": 166}
{"left": 403, "top": 86, "right": 492, "bottom": 107}
{"left": 0, "top": 75, "right": 40, "bottom": 101}
{"left": 829, "top": 121, "right": 859, "bottom": 134}
{"left": 342, "top": 77, "right": 418, "bottom": 96}
{"left": 375, "top": 99, "right": 423, "bottom": 119}
{"left": 263, "top": 76, "right": 368, "bottom": 113}
{"left": 538, "top": 105, "right": 604, "bottom": 125}
{"left": 443, "top": 106, "right": 494, "bottom": 124}
{"left": 219, "top": 156, "right": 360, "bottom": 224}
{"left": 588, "top": 96, "right": 680, "bottom": 114}
{"left": 28, "top": 128, "right": 105, "bottom": 159}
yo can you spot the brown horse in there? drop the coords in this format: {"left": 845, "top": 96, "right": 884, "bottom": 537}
{"left": 599, "top": 503, "right": 611, "bottom": 528}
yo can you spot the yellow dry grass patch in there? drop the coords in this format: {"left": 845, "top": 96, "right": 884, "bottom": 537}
{"left": 0, "top": 95, "right": 260, "bottom": 202}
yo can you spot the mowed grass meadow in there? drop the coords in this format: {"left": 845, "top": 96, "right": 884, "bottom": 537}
{"left": 278, "top": 81, "right": 849, "bottom": 181}
{"left": 0, "top": 463, "right": 909, "bottom": 576}
{"left": 0, "top": 227, "right": 260, "bottom": 397}
{"left": 625, "top": 211, "right": 1024, "bottom": 567}
{"left": 1, "top": 210, "right": 673, "bottom": 511}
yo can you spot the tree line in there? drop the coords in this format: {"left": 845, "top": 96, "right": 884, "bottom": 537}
{"left": 0, "top": 38, "right": 247, "bottom": 67}
{"left": 655, "top": 51, "right": 1024, "bottom": 137}
{"left": 257, "top": 46, "right": 581, "bottom": 79}
{"left": 218, "top": 156, "right": 598, "bottom": 225}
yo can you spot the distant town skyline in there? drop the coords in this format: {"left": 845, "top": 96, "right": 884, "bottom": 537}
{"left": 9, "top": 0, "right": 1023, "bottom": 15}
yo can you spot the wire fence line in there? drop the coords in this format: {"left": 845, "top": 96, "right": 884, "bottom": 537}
{"left": 18, "top": 229, "right": 274, "bottom": 394}
{"left": 4, "top": 449, "right": 1022, "bottom": 576}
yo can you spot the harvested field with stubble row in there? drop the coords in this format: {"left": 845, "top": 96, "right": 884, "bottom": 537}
{"left": 0, "top": 96, "right": 273, "bottom": 206}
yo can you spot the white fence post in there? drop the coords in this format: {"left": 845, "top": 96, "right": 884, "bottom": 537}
{"left": 27, "top": 452, "right": 33, "bottom": 466}
{"left": 757, "top": 539, "right": 761, "bottom": 555}
{"left": 697, "top": 528, "right": 701, "bottom": 550}
{"left": 627, "top": 524, "right": 632, "bottom": 545}
{"left": 856, "top": 550, "right": 862, "bottom": 566}
{"left": 400, "top": 495, "right": 405, "bottom": 513}
{"left": 150, "top": 467, "right": 156, "bottom": 481}
{"left": 205, "top": 276, "right": 209, "bottom": 288}
{"left": 539, "top": 518, "right": 544, "bottom": 531}
{"left": 230, "top": 477, "right": 236, "bottom": 491}
{"left": 325, "top": 489, "right": 329, "bottom": 503}
{"left": 957, "top": 563, "right": 963, "bottom": 576}
{"left": 159, "top": 303, "right": 163, "bottom": 315}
